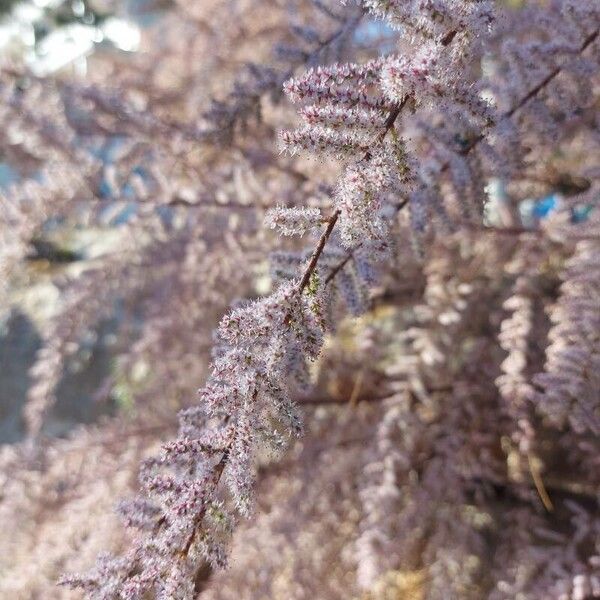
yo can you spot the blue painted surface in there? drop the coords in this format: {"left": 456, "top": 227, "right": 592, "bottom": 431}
{"left": 532, "top": 194, "right": 558, "bottom": 219}
{"left": 522, "top": 193, "right": 593, "bottom": 224}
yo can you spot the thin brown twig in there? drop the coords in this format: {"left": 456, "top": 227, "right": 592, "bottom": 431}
{"left": 460, "top": 222, "right": 542, "bottom": 236}
{"left": 320, "top": 102, "right": 410, "bottom": 285}
{"left": 348, "top": 370, "right": 365, "bottom": 408}
{"left": 459, "top": 26, "right": 599, "bottom": 157}
{"left": 528, "top": 452, "right": 555, "bottom": 512}
{"left": 181, "top": 448, "right": 230, "bottom": 557}
{"left": 298, "top": 210, "right": 341, "bottom": 293}
{"left": 167, "top": 195, "right": 268, "bottom": 210}
{"left": 506, "top": 27, "right": 599, "bottom": 119}
{"left": 325, "top": 197, "right": 409, "bottom": 284}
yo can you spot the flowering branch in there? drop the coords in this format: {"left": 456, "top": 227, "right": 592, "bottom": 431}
{"left": 58, "top": 4, "right": 600, "bottom": 598}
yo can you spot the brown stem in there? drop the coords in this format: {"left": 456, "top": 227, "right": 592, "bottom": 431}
{"left": 325, "top": 198, "right": 409, "bottom": 285}
{"left": 460, "top": 222, "right": 542, "bottom": 236}
{"left": 506, "top": 27, "right": 599, "bottom": 119}
{"left": 379, "top": 101, "right": 405, "bottom": 140}
{"left": 324, "top": 251, "right": 353, "bottom": 285}
{"left": 298, "top": 210, "right": 341, "bottom": 293}
{"left": 181, "top": 448, "right": 230, "bottom": 557}
{"left": 167, "top": 195, "right": 268, "bottom": 210}
{"left": 459, "top": 26, "right": 599, "bottom": 157}
{"left": 298, "top": 383, "right": 454, "bottom": 406}
{"left": 440, "top": 29, "right": 457, "bottom": 47}
{"left": 297, "top": 91, "right": 410, "bottom": 289}
{"left": 318, "top": 101, "right": 409, "bottom": 285}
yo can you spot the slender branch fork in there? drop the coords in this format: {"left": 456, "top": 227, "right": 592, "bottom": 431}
{"left": 506, "top": 27, "right": 599, "bottom": 119}
{"left": 297, "top": 97, "right": 408, "bottom": 291}
{"left": 298, "top": 210, "right": 341, "bottom": 293}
